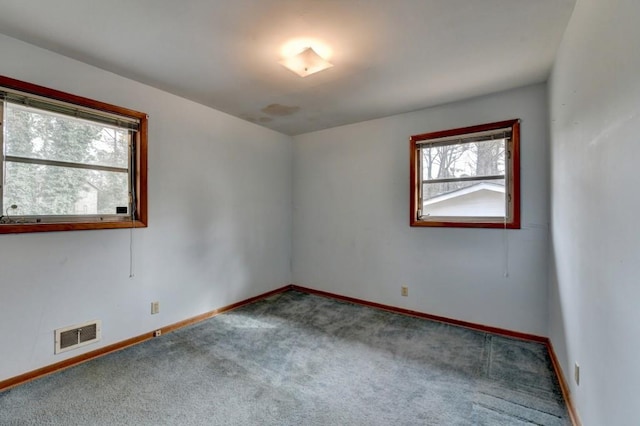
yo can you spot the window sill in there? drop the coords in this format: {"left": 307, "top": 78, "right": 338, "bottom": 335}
{"left": 0, "top": 220, "right": 147, "bottom": 234}
{"left": 410, "top": 218, "right": 520, "bottom": 229}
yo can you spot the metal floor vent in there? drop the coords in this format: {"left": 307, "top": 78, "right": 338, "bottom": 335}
{"left": 55, "top": 320, "right": 102, "bottom": 354}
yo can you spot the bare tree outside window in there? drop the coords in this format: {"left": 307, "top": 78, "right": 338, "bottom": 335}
{"left": 410, "top": 119, "right": 520, "bottom": 228}
{"left": 421, "top": 139, "right": 506, "bottom": 202}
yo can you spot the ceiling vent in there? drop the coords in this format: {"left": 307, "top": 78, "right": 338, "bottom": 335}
{"left": 55, "top": 320, "right": 102, "bottom": 354}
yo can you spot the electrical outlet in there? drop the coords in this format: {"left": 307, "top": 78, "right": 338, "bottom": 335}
{"left": 574, "top": 363, "right": 580, "bottom": 385}
{"left": 401, "top": 286, "right": 408, "bottom": 297}
{"left": 151, "top": 301, "right": 160, "bottom": 315}
{"left": 154, "top": 330, "right": 162, "bottom": 337}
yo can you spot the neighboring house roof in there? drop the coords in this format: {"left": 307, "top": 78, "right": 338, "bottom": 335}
{"left": 424, "top": 182, "right": 504, "bottom": 206}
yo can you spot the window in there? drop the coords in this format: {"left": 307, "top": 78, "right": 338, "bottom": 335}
{"left": 410, "top": 119, "right": 520, "bottom": 228}
{"left": 0, "top": 76, "right": 147, "bottom": 234}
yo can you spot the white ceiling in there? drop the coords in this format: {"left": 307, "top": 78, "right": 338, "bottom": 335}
{"left": 0, "top": 0, "right": 575, "bottom": 135}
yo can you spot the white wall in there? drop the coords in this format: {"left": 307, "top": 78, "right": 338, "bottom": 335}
{"left": 0, "top": 35, "right": 292, "bottom": 381}
{"left": 548, "top": 0, "right": 640, "bottom": 424}
{"left": 293, "top": 84, "right": 550, "bottom": 336}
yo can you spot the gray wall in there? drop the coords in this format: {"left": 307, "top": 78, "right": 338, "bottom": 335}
{"left": 548, "top": 0, "right": 640, "bottom": 424}
{"left": 293, "top": 84, "right": 550, "bottom": 336}
{"left": 0, "top": 34, "right": 293, "bottom": 381}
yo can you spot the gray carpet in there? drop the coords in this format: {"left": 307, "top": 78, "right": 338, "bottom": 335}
{"left": 0, "top": 290, "right": 570, "bottom": 425}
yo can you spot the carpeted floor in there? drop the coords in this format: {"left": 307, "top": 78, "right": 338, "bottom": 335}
{"left": 0, "top": 290, "right": 570, "bottom": 425}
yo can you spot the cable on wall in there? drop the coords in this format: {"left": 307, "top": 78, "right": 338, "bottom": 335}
{"left": 128, "top": 131, "right": 137, "bottom": 279}
{"left": 503, "top": 214, "right": 509, "bottom": 278}
{"left": 129, "top": 221, "right": 135, "bottom": 278}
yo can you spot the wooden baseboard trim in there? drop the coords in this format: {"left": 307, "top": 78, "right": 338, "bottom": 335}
{"left": 1, "top": 283, "right": 581, "bottom": 426}
{"left": 291, "top": 284, "right": 580, "bottom": 425}
{"left": 0, "top": 285, "right": 291, "bottom": 393}
{"left": 290, "top": 285, "right": 547, "bottom": 343}
{"left": 546, "top": 340, "right": 582, "bottom": 426}
{"left": 160, "top": 285, "right": 291, "bottom": 335}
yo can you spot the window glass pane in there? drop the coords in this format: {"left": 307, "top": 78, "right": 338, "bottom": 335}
{"left": 420, "top": 139, "right": 505, "bottom": 180}
{"left": 3, "top": 162, "right": 129, "bottom": 216}
{"left": 422, "top": 179, "right": 505, "bottom": 217}
{"left": 5, "top": 103, "right": 129, "bottom": 169}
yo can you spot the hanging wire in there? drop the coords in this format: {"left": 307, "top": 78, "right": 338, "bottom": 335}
{"left": 503, "top": 134, "right": 510, "bottom": 278}
{"left": 129, "top": 224, "right": 135, "bottom": 278}
{"left": 503, "top": 211, "right": 509, "bottom": 278}
{"left": 128, "top": 131, "right": 136, "bottom": 279}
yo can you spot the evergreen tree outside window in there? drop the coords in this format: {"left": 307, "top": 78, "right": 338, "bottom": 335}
{"left": 0, "top": 76, "right": 148, "bottom": 234}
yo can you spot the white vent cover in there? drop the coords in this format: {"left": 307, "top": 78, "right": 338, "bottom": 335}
{"left": 55, "top": 320, "right": 102, "bottom": 354}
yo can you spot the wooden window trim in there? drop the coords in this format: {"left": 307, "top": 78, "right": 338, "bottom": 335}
{"left": 0, "top": 75, "right": 148, "bottom": 234}
{"left": 410, "top": 119, "right": 520, "bottom": 229}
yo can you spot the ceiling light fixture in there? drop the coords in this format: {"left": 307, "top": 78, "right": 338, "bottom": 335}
{"left": 279, "top": 47, "right": 333, "bottom": 77}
